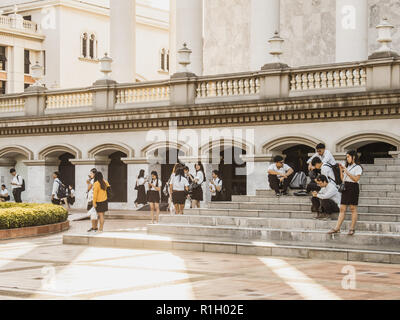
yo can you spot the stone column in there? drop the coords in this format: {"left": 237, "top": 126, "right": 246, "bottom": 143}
{"left": 122, "top": 158, "right": 149, "bottom": 210}
{"left": 8, "top": 45, "right": 25, "bottom": 93}
{"left": 242, "top": 155, "right": 271, "bottom": 196}
{"left": 336, "top": 0, "right": 368, "bottom": 62}
{"left": 170, "top": 0, "right": 203, "bottom": 75}
{"left": 110, "top": 0, "right": 136, "bottom": 83}
{"left": 250, "top": 0, "right": 280, "bottom": 70}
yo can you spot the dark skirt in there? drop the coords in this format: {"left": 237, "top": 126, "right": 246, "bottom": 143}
{"left": 147, "top": 190, "right": 160, "bottom": 204}
{"left": 172, "top": 191, "right": 186, "bottom": 205}
{"left": 96, "top": 200, "right": 108, "bottom": 213}
{"left": 191, "top": 185, "right": 203, "bottom": 201}
{"left": 87, "top": 201, "right": 93, "bottom": 211}
{"left": 341, "top": 182, "right": 360, "bottom": 206}
{"left": 135, "top": 185, "right": 147, "bottom": 205}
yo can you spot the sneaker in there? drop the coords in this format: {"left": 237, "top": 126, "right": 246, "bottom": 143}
{"left": 87, "top": 228, "right": 96, "bottom": 232}
{"left": 276, "top": 192, "right": 281, "bottom": 197}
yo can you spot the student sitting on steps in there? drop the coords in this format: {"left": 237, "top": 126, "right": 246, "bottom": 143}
{"left": 267, "top": 156, "right": 295, "bottom": 197}
{"left": 311, "top": 175, "right": 341, "bottom": 219}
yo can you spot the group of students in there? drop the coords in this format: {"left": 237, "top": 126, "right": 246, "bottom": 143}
{"left": 0, "top": 169, "right": 25, "bottom": 203}
{"left": 134, "top": 162, "right": 225, "bottom": 223}
{"left": 267, "top": 143, "right": 363, "bottom": 235}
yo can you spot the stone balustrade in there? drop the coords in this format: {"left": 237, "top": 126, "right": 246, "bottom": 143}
{"left": 289, "top": 63, "right": 367, "bottom": 93}
{"left": 22, "top": 19, "right": 38, "bottom": 32}
{"left": 0, "top": 15, "right": 12, "bottom": 27}
{"left": 46, "top": 91, "right": 93, "bottom": 109}
{"left": 0, "top": 14, "right": 40, "bottom": 34}
{"left": 196, "top": 74, "right": 260, "bottom": 99}
{"left": 0, "top": 97, "right": 25, "bottom": 113}
{"left": 116, "top": 83, "right": 170, "bottom": 105}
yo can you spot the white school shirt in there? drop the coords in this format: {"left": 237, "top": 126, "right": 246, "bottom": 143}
{"left": 194, "top": 171, "right": 204, "bottom": 185}
{"left": 267, "top": 163, "right": 292, "bottom": 179}
{"left": 343, "top": 164, "right": 363, "bottom": 183}
{"left": 149, "top": 179, "right": 162, "bottom": 191}
{"left": 11, "top": 175, "right": 23, "bottom": 189}
{"left": 0, "top": 188, "right": 9, "bottom": 197}
{"left": 307, "top": 150, "right": 336, "bottom": 166}
{"left": 172, "top": 175, "right": 189, "bottom": 191}
{"left": 52, "top": 178, "right": 62, "bottom": 199}
{"left": 317, "top": 182, "right": 341, "bottom": 207}
{"left": 321, "top": 164, "right": 337, "bottom": 186}
{"left": 210, "top": 178, "right": 223, "bottom": 196}
{"left": 136, "top": 177, "right": 145, "bottom": 186}
{"left": 87, "top": 178, "right": 95, "bottom": 201}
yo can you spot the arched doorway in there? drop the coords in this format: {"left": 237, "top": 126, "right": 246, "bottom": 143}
{"left": 58, "top": 153, "right": 75, "bottom": 187}
{"left": 283, "top": 144, "right": 315, "bottom": 174}
{"left": 357, "top": 142, "right": 396, "bottom": 164}
{"left": 108, "top": 151, "right": 128, "bottom": 203}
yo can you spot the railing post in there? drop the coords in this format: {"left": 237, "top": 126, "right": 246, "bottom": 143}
{"left": 366, "top": 56, "right": 400, "bottom": 91}
{"left": 169, "top": 75, "right": 197, "bottom": 106}
{"left": 258, "top": 64, "right": 290, "bottom": 99}
{"left": 92, "top": 79, "right": 117, "bottom": 111}
{"left": 23, "top": 86, "right": 47, "bottom": 116}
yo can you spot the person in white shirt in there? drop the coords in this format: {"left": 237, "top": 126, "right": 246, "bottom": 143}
{"left": 51, "top": 172, "right": 69, "bottom": 209}
{"left": 191, "top": 162, "right": 206, "bottom": 208}
{"left": 267, "top": 156, "right": 295, "bottom": 196}
{"left": 0, "top": 185, "right": 10, "bottom": 202}
{"left": 170, "top": 167, "right": 189, "bottom": 215}
{"left": 307, "top": 157, "right": 339, "bottom": 197}
{"left": 311, "top": 175, "right": 341, "bottom": 219}
{"left": 67, "top": 185, "right": 76, "bottom": 206}
{"left": 209, "top": 170, "right": 224, "bottom": 202}
{"left": 86, "top": 168, "right": 97, "bottom": 211}
{"left": 307, "top": 143, "right": 336, "bottom": 170}
{"left": 147, "top": 171, "right": 162, "bottom": 224}
{"left": 9, "top": 168, "right": 23, "bottom": 203}
{"left": 134, "top": 169, "right": 147, "bottom": 208}
{"left": 329, "top": 150, "right": 363, "bottom": 236}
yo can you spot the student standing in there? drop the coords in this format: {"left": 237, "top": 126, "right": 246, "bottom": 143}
{"left": 90, "top": 171, "right": 110, "bottom": 233}
{"left": 267, "top": 156, "right": 295, "bottom": 196}
{"left": 170, "top": 167, "right": 189, "bottom": 215}
{"left": 0, "top": 185, "right": 10, "bottom": 202}
{"left": 307, "top": 143, "right": 336, "bottom": 170}
{"left": 328, "top": 151, "right": 363, "bottom": 236}
{"left": 147, "top": 171, "right": 162, "bottom": 224}
{"left": 134, "top": 169, "right": 147, "bottom": 208}
{"left": 9, "top": 168, "right": 23, "bottom": 203}
{"left": 311, "top": 175, "right": 341, "bottom": 219}
{"left": 191, "top": 162, "right": 205, "bottom": 209}
{"left": 86, "top": 168, "right": 97, "bottom": 211}
{"left": 210, "top": 170, "right": 223, "bottom": 202}
{"left": 51, "top": 172, "right": 66, "bottom": 206}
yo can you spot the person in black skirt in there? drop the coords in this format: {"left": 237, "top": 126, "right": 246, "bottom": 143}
{"left": 134, "top": 169, "right": 147, "bottom": 208}
{"left": 191, "top": 162, "right": 205, "bottom": 208}
{"left": 328, "top": 150, "right": 363, "bottom": 236}
{"left": 147, "top": 171, "right": 161, "bottom": 224}
{"left": 170, "top": 167, "right": 190, "bottom": 215}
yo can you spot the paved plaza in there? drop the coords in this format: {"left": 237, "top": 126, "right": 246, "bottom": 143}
{"left": 0, "top": 219, "right": 399, "bottom": 300}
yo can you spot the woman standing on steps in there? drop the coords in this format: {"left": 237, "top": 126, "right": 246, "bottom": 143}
{"left": 170, "top": 167, "right": 190, "bottom": 215}
{"left": 191, "top": 162, "right": 206, "bottom": 209}
{"left": 147, "top": 171, "right": 162, "bottom": 224}
{"left": 134, "top": 169, "right": 147, "bottom": 208}
{"left": 328, "top": 150, "right": 363, "bottom": 236}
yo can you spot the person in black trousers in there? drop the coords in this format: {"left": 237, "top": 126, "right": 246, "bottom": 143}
{"left": 311, "top": 175, "right": 341, "bottom": 219}
{"left": 10, "top": 168, "right": 23, "bottom": 203}
{"left": 267, "top": 156, "right": 295, "bottom": 196}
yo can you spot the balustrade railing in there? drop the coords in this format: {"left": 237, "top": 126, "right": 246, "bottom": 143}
{"left": 22, "top": 20, "right": 38, "bottom": 32}
{"left": 0, "top": 15, "right": 11, "bottom": 27}
{"left": 0, "top": 97, "right": 25, "bottom": 113}
{"left": 116, "top": 84, "right": 170, "bottom": 104}
{"left": 46, "top": 91, "right": 93, "bottom": 109}
{"left": 196, "top": 75, "right": 260, "bottom": 98}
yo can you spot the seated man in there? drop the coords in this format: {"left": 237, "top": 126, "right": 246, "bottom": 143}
{"left": 0, "top": 184, "right": 10, "bottom": 202}
{"left": 268, "top": 156, "right": 294, "bottom": 197}
{"left": 311, "top": 175, "right": 341, "bottom": 219}
{"left": 307, "top": 143, "right": 336, "bottom": 172}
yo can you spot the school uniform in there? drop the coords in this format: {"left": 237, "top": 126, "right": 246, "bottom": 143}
{"left": 311, "top": 182, "right": 341, "bottom": 214}
{"left": 307, "top": 150, "right": 336, "bottom": 166}
{"left": 210, "top": 178, "right": 223, "bottom": 202}
{"left": 341, "top": 164, "right": 363, "bottom": 206}
{"left": 11, "top": 174, "right": 23, "bottom": 203}
{"left": 51, "top": 178, "right": 63, "bottom": 205}
{"left": 135, "top": 177, "right": 147, "bottom": 205}
{"left": 93, "top": 180, "right": 110, "bottom": 212}
{"left": 0, "top": 188, "right": 10, "bottom": 201}
{"left": 147, "top": 179, "right": 161, "bottom": 203}
{"left": 267, "top": 163, "right": 294, "bottom": 193}
{"left": 171, "top": 175, "right": 189, "bottom": 205}
{"left": 191, "top": 171, "right": 204, "bottom": 201}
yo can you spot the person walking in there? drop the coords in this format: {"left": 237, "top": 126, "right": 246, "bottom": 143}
{"left": 0, "top": 184, "right": 10, "bottom": 202}
{"left": 9, "top": 168, "right": 23, "bottom": 203}
{"left": 328, "top": 151, "right": 363, "bottom": 236}
{"left": 170, "top": 167, "right": 189, "bottom": 215}
{"left": 147, "top": 171, "right": 162, "bottom": 224}
{"left": 89, "top": 171, "right": 110, "bottom": 233}
{"left": 191, "top": 162, "right": 205, "bottom": 208}
{"left": 134, "top": 169, "right": 147, "bottom": 208}
{"left": 51, "top": 172, "right": 69, "bottom": 210}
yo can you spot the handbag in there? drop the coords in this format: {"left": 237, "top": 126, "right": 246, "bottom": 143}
{"left": 188, "top": 182, "right": 200, "bottom": 193}
{"left": 338, "top": 183, "right": 346, "bottom": 193}
{"left": 88, "top": 206, "right": 98, "bottom": 220}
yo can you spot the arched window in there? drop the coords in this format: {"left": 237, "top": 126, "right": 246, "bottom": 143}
{"left": 89, "top": 34, "right": 95, "bottom": 59}
{"left": 82, "top": 33, "right": 88, "bottom": 58}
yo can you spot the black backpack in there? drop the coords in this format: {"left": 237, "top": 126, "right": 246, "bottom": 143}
{"left": 324, "top": 164, "right": 343, "bottom": 185}
{"left": 56, "top": 181, "right": 68, "bottom": 199}
{"left": 106, "top": 185, "right": 113, "bottom": 201}
{"left": 18, "top": 176, "right": 26, "bottom": 192}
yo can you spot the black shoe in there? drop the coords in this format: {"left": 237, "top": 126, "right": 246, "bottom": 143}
{"left": 281, "top": 191, "right": 289, "bottom": 196}
{"left": 87, "top": 228, "right": 98, "bottom": 233}
{"left": 276, "top": 192, "right": 281, "bottom": 197}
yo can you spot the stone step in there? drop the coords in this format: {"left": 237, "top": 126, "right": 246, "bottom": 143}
{"left": 62, "top": 232, "right": 400, "bottom": 264}
{"left": 255, "top": 189, "right": 400, "bottom": 198}
{"left": 363, "top": 165, "right": 400, "bottom": 172}
{"left": 374, "top": 158, "right": 400, "bottom": 165}
{"left": 147, "top": 223, "right": 400, "bottom": 250}
{"left": 359, "top": 177, "right": 400, "bottom": 184}
{"left": 159, "top": 215, "right": 400, "bottom": 233}
{"left": 185, "top": 208, "right": 400, "bottom": 222}
{"left": 363, "top": 171, "right": 400, "bottom": 177}
{"left": 209, "top": 202, "right": 400, "bottom": 214}
{"left": 232, "top": 195, "right": 400, "bottom": 206}
{"left": 360, "top": 184, "right": 400, "bottom": 191}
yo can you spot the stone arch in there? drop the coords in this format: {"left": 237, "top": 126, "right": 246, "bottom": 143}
{"left": 141, "top": 141, "right": 192, "bottom": 158}
{"left": 199, "top": 138, "right": 254, "bottom": 157}
{"left": 335, "top": 132, "right": 400, "bottom": 153}
{"left": 38, "top": 144, "right": 82, "bottom": 160}
{"left": 0, "top": 145, "right": 34, "bottom": 160}
{"left": 262, "top": 135, "right": 321, "bottom": 154}
{"left": 88, "top": 143, "right": 134, "bottom": 159}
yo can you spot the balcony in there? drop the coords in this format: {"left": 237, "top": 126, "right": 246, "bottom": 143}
{"left": 0, "top": 14, "right": 42, "bottom": 37}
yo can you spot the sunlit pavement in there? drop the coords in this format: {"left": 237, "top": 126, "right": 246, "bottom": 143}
{"left": 0, "top": 219, "right": 400, "bottom": 300}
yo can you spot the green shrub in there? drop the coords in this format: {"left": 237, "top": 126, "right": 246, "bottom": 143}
{"left": 0, "top": 203, "right": 68, "bottom": 230}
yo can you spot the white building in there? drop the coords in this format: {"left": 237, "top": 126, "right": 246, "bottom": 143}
{"left": 0, "top": 0, "right": 169, "bottom": 93}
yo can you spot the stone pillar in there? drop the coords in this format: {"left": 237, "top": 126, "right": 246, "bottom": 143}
{"left": 336, "top": 0, "right": 368, "bottom": 62}
{"left": 170, "top": 0, "right": 203, "bottom": 76}
{"left": 122, "top": 158, "right": 149, "bottom": 210}
{"left": 250, "top": 0, "right": 280, "bottom": 70}
{"left": 110, "top": 0, "right": 136, "bottom": 83}
{"left": 8, "top": 45, "right": 25, "bottom": 93}
{"left": 242, "top": 155, "right": 271, "bottom": 196}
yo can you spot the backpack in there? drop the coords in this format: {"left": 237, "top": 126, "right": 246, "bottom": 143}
{"left": 106, "top": 185, "right": 113, "bottom": 201}
{"left": 56, "top": 181, "right": 68, "bottom": 199}
{"left": 324, "top": 164, "right": 343, "bottom": 185}
{"left": 290, "top": 172, "right": 307, "bottom": 190}
{"left": 19, "top": 176, "right": 26, "bottom": 192}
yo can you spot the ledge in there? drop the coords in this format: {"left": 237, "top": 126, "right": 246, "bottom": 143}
{"left": 0, "top": 220, "right": 69, "bottom": 240}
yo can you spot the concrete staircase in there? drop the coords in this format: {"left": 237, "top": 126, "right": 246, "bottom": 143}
{"left": 63, "top": 157, "right": 400, "bottom": 264}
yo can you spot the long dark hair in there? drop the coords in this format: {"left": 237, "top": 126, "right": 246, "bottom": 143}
{"left": 175, "top": 167, "right": 185, "bottom": 182}
{"left": 94, "top": 171, "right": 107, "bottom": 190}
{"left": 346, "top": 150, "right": 359, "bottom": 168}
{"left": 151, "top": 171, "right": 159, "bottom": 187}
{"left": 138, "top": 169, "right": 145, "bottom": 179}
{"left": 196, "top": 161, "right": 206, "bottom": 182}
